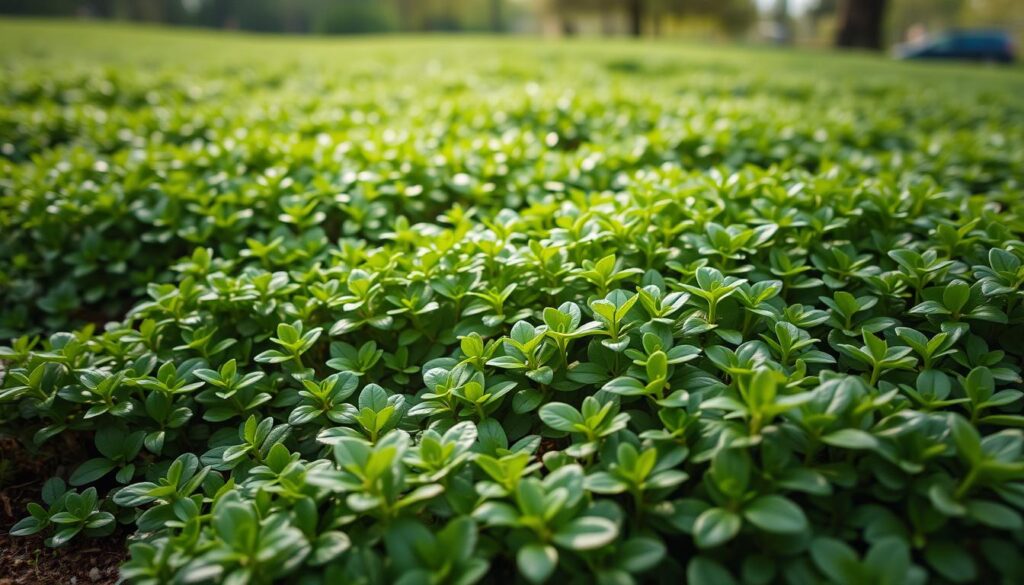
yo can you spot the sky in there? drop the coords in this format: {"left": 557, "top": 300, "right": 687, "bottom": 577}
{"left": 755, "top": 0, "right": 817, "bottom": 16}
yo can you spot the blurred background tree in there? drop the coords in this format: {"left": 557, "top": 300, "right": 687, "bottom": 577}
{"left": 836, "top": 0, "right": 886, "bottom": 48}
{"left": 0, "top": 0, "right": 1020, "bottom": 48}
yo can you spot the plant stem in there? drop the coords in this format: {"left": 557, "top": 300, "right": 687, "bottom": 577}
{"left": 955, "top": 466, "right": 978, "bottom": 499}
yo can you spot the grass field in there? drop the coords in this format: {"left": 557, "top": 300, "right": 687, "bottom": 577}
{"left": 1, "top": 18, "right": 1024, "bottom": 585}
{"left": 2, "top": 19, "right": 1024, "bottom": 97}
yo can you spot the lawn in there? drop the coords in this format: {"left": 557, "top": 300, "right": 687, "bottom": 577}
{"left": 1, "top": 18, "right": 1023, "bottom": 585}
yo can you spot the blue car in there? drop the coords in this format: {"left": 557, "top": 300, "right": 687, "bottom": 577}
{"left": 896, "top": 30, "right": 1016, "bottom": 63}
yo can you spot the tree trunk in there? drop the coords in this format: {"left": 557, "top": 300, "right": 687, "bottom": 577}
{"left": 775, "top": 0, "right": 790, "bottom": 44}
{"left": 627, "top": 0, "right": 643, "bottom": 37}
{"left": 836, "top": 0, "right": 887, "bottom": 50}
{"left": 211, "top": 0, "right": 234, "bottom": 29}
{"left": 396, "top": 0, "right": 418, "bottom": 31}
{"left": 490, "top": 0, "right": 503, "bottom": 33}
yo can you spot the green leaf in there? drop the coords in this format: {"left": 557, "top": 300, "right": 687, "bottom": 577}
{"left": 48, "top": 526, "right": 82, "bottom": 547}
{"left": 693, "top": 508, "right": 742, "bottom": 549}
{"left": 539, "top": 402, "right": 584, "bottom": 432}
{"left": 864, "top": 537, "right": 909, "bottom": 585}
{"left": 602, "top": 376, "right": 647, "bottom": 396}
{"left": 743, "top": 495, "right": 808, "bottom": 534}
{"left": 950, "top": 414, "right": 983, "bottom": 464}
{"left": 41, "top": 477, "right": 66, "bottom": 505}
{"left": 747, "top": 368, "right": 777, "bottom": 409}
{"left": 687, "top": 557, "right": 737, "bottom": 585}
{"left": 616, "top": 537, "right": 666, "bottom": 572}
{"left": 69, "top": 458, "right": 116, "bottom": 486}
{"left": 821, "top": 429, "right": 878, "bottom": 450}
{"left": 584, "top": 472, "right": 629, "bottom": 494}
{"left": 311, "top": 531, "right": 352, "bottom": 566}
{"left": 710, "top": 448, "right": 750, "bottom": 497}
{"left": 966, "top": 500, "right": 1023, "bottom": 530}
{"left": 810, "top": 537, "right": 860, "bottom": 584}
{"left": 9, "top": 516, "right": 43, "bottom": 537}
{"left": 941, "top": 280, "right": 970, "bottom": 315}
{"left": 518, "top": 543, "right": 558, "bottom": 584}
{"left": 512, "top": 388, "right": 544, "bottom": 414}
{"left": 964, "top": 367, "right": 994, "bottom": 404}
{"left": 924, "top": 541, "right": 977, "bottom": 583}
{"left": 552, "top": 516, "right": 618, "bottom": 551}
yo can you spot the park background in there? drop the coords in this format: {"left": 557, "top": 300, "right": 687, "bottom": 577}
{"left": 1, "top": 1, "right": 1022, "bottom": 53}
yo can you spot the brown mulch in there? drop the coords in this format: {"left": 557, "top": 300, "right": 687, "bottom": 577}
{"left": 0, "top": 436, "right": 128, "bottom": 585}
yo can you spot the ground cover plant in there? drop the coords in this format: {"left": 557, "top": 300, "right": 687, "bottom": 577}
{"left": 2, "top": 19, "right": 1024, "bottom": 585}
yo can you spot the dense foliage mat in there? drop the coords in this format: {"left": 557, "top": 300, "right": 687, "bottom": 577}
{"left": 3, "top": 20, "right": 1024, "bottom": 585}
